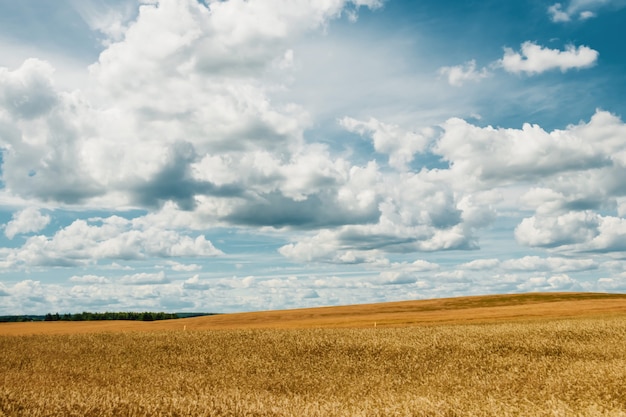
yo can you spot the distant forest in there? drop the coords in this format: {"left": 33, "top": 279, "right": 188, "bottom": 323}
{"left": 0, "top": 312, "right": 214, "bottom": 322}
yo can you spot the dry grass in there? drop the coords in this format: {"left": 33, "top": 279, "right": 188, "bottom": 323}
{"left": 1, "top": 295, "right": 626, "bottom": 415}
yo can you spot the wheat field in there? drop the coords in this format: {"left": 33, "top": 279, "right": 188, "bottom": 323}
{"left": 2, "top": 306, "right": 626, "bottom": 416}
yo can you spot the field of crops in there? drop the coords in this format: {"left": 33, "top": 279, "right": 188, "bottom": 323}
{"left": 2, "top": 310, "right": 626, "bottom": 415}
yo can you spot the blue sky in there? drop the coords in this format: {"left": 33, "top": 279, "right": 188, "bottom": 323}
{"left": 1, "top": 0, "right": 626, "bottom": 315}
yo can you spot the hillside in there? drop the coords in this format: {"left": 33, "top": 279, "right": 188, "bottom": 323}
{"left": 2, "top": 292, "right": 626, "bottom": 336}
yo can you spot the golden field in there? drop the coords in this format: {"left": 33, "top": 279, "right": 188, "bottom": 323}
{"left": 1, "top": 292, "right": 626, "bottom": 416}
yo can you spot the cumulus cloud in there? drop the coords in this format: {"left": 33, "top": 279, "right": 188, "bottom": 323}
{"left": 378, "top": 271, "right": 418, "bottom": 285}
{"left": 280, "top": 215, "right": 475, "bottom": 264}
{"left": 0, "top": 0, "right": 382, "bottom": 214}
{"left": 581, "top": 216, "right": 626, "bottom": 252}
{"left": 278, "top": 165, "right": 485, "bottom": 263}
{"left": 0, "top": 59, "right": 104, "bottom": 204}
{"left": 70, "top": 0, "right": 136, "bottom": 44}
{"left": 119, "top": 271, "right": 169, "bottom": 285}
{"left": 167, "top": 262, "right": 202, "bottom": 272}
{"left": 438, "top": 60, "right": 490, "bottom": 87}
{"left": 69, "top": 275, "right": 111, "bottom": 284}
{"left": 516, "top": 274, "right": 580, "bottom": 292}
{"left": 499, "top": 42, "right": 598, "bottom": 74}
{"left": 376, "top": 259, "right": 440, "bottom": 285}
{"left": 438, "top": 108, "right": 626, "bottom": 258}
{"left": 548, "top": 0, "right": 624, "bottom": 22}
{"left": 194, "top": 147, "right": 383, "bottom": 229}
{"left": 516, "top": 213, "right": 626, "bottom": 254}
{"left": 339, "top": 116, "right": 432, "bottom": 170}
{"left": 460, "top": 259, "right": 500, "bottom": 270}
{"left": 442, "top": 41, "right": 597, "bottom": 86}
{"left": 515, "top": 211, "right": 601, "bottom": 248}
{"left": 0, "top": 215, "right": 223, "bottom": 269}
{"left": 501, "top": 256, "right": 597, "bottom": 273}
{"left": 182, "top": 274, "right": 212, "bottom": 290}
{"left": 4, "top": 207, "right": 50, "bottom": 239}
{"left": 436, "top": 110, "right": 624, "bottom": 189}
{"left": 548, "top": 3, "right": 574, "bottom": 21}
{"left": 597, "top": 276, "right": 626, "bottom": 291}
{"left": 0, "top": 0, "right": 497, "bottom": 263}
{"left": 0, "top": 58, "right": 58, "bottom": 119}
{"left": 0, "top": 280, "right": 58, "bottom": 313}
{"left": 225, "top": 189, "right": 379, "bottom": 229}
{"left": 458, "top": 256, "right": 598, "bottom": 275}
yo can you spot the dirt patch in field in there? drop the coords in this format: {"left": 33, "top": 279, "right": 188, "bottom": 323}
{"left": 2, "top": 292, "right": 626, "bottom": 335}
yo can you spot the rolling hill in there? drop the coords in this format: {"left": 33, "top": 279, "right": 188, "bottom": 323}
{"left": 2, "top": 292, "right": 626, "bottom": 336}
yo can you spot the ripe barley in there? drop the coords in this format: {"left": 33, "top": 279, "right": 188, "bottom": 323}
{"left": 1, "top": 316, "right": 625, "bottom": 416}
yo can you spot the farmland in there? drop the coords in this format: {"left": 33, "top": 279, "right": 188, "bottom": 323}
{"left": 1, "top": 292, "right": 626, "bottom": 416}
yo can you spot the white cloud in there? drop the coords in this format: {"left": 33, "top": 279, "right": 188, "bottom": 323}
{"left": 433, "top": 270, "right": 471, "bottom": 283}
{"left": 376, "top": 260, "right": 440, "bottom": 285}
{"left": 350, "top": 0, "right": 385, "bottom": 8}
{"left": 378, "top": 271, "right": 418, "bottom": 285}
{"left": 436, "top": 110, "right": 625, "bottom": 190}
{"left": 278, "top": 229, "right": 374, "bottom": 264}
{"left": 499, "top": 42, "right": 598, "bottom": 74}
{"left": 458, "top": 256, "right": 598, "bottom": 275}
{"left": 515, "top": 211, "right": 601, "bottom": 248}
{"left": 301, "top": 289, "right": 320, "bottom": 299}
{"left": 0, "top": 215, "right": 223, "bottom": 269}
{"left": 548, "top": 0, "right": 623, "bottom": 22}
{"left": 548, "top": 3, "right": 573, "bottom": 21}
{"left": 279, "top": 110, "right": 617, "bottom": 262}
{"left": 278, "top": 163, "right": 487, "bottom": 264}
{"left": 0, "top": 0, "right": 382, "bottom": 213}
{"left": 119, "top": 271, "right": 169, "bottom": 285}
{"left": 438, "top": 60, "right": 490, "bottom": 87}
{"left": 70, "top": 0, "right": 137, "bottom": 44}
{"left": 0, "top": 58, "right": 58, "bottom": 119}
{"left": 339, "top": 116, "right": 432, "bottom": 170}
{"left": 443, "top": 41, "right": 597, "bottom": 86}
{"left": 0, "top": 0, "right": 400, "bottom": 250}
{"left": 182, "top": 274, "right": 211, "bottom": 290}
{"left": 501, "top": 256, "right": 597, "bottom": 273}
{"left": 102, "top": 262, "right": 134, "bottom": 270}
{"left": 4, "top": 207, "right": 50, "bottom": 239}
{"left": 167, "top": 261, "right": 202, "bottom": 272}
{"left": 579, "top": 10, "right": 597, "bottom": 19}
{"left": 516, "top": 274, "right": 580, "bottom": 292}
{"left": 0, "top": 59, "right": 104, "bottom": 204}
{"left": 69, "top": 274, "right": 111, "bottom": 284}
{"left": 392, "top": 259, "right": 440, "bottom": 272}
{"left": 280, "top": 208, "right": 475, "bottom": 264}
{"left": 582, "top": 216, "right": 626, "bottom": 252}
{"left": 597, "top": 276, "right": 626, "bottom": 291}
{"left": 432, "top": 115, "right": 626, "bottom": 255}
{"left": 515, "top": 213, "right": 626, "bottom": 254}
{"left": 460, "top": 259, "right": 500, "bottom": 270}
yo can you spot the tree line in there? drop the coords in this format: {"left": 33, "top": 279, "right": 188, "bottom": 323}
{"left": 44, "top": 311, "right": 179, "bottom": 321}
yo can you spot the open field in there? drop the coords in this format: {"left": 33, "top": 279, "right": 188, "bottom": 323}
{"left": 2, "top": 292, "right": 626, "bottom": 416}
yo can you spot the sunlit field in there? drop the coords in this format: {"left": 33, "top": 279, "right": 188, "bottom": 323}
{"left": 2, "top": 293, "right": 626, "bottom": 416}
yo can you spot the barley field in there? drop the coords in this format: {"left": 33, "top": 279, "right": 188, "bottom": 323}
{"left": 2, "top": 313, "right": 626, "bottom": 416}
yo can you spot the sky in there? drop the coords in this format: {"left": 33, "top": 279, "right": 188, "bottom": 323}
{"left": 1, "top": 0, "right": 626, "bottom": 315}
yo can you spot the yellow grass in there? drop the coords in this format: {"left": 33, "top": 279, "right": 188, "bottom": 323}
{"left": 1, "top": 293, "right": 626, "bottom": 416}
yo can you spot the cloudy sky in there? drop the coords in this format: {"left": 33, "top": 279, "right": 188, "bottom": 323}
{"left": 1, "top": 0, "right": 626, "bottom": 315}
